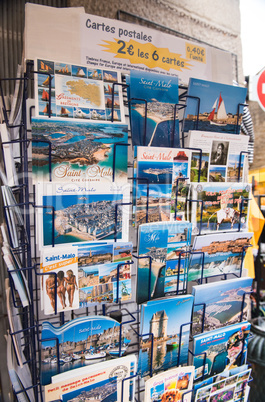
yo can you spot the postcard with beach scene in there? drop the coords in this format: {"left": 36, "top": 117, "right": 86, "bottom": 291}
{"left": 192, "top": 277, "right": 252, "bottom": 335}
{"left": 193, "top": 322, "right": 251, "bottom": 381}
{"left": 138, "top": 295, "right": 194, "bottom": 377}
{"left": 188, "top": 232, "right": 253, "bottom": 282}
{"left": 191, "top": 183, "right": 250, "bottom": 235}
{"left": 35, "top": 59, "right": 125, "bottom": 122}
{"left": 183, "top": 78, "right": 247, "bottom": 134}
{"left": 185, "top": 131, "right": 249, "bottom": 183}
{"left": 128, "top": 70, "right": 180, "bottom": 147}
{"left": 36, "top": 182, "right": 130, "bottom": 247}
{"left": 137, "top": 221, "right": 192, "bottom": 304}
{"left": 144, "top": 366, "right": 194, "bottom": 402}
{"left": 41, "top": 316, "right": 132, "bottom": 386}
{"left": 31, "top": 117, "right": 128, "bottom": 184}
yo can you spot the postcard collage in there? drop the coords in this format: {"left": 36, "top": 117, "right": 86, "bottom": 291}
{"left": 2, "top": 57, "right": 255, "bottom": 402}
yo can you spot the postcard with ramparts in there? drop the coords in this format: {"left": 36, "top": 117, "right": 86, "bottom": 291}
{"left": 191, "top": 182, "right": 250, "bottom": 235}
{"left": 134, "top": 146, "right": 191, "bottom": 226}
{"left": 144, "top": 366, "right": 194, "bottom": 402}
{"left": 186, "top": 131, "right": 249, "bottom": 183}
{"left": 193, "top": 322, "right": 251, "bottom": 381}
{"left": 129, "top": 70, "right": 180, "bottom": 147}
{"left": 35, "top": 59, "right": 125, "bottom": 122}
{"left": 192, "top": 277, "right": 252, "bottom": 335}
{"left": 36, "top": 181, "right": 130, "bottom": 247}
{"left": 183, "top": 78, "right": 247, "bottom": 134}
{"left": 32, "top": 117, "right": 128, "bottom": 184}
{"left": 188, "top": 232, "right": 253, "bottom": 281}
{"left": 137, "top": 221, "right": 192, "bottom": 304}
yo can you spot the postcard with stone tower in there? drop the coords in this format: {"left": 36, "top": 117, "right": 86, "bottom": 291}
{"left": 138, "top": 295, "right": 194, "bottom": 377}
{"left": 183, "top": 78, "right": 247, "bottom": 134}
{"left": 192, "top": 277, "right": 252, "bottom": 335}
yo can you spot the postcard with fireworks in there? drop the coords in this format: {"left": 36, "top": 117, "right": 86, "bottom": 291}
{"left": 192, "top": 277, "right": 252, "bottom": 335}
{"left": 183, "top": 78, "right": 247, "bottom": 134}
{"left": 36, "top": 181, "right": 130, "bottom": 247}
{"left": 138, "top": 295, "right": 194, "bottom": 377}
{"left": 128, "top": 70, "right": 180, "bottom": 147}
{"left": 188, "top": 232, "right": 253, "bottom": 281}
{"left": 144, "top": 366, "right": 194, "bottom": 402}
{"left": 193, "top": 322, "right": 251, "bottom": 381}
{"left": 186, "top": 131, "right": 249, "bottom": 183}
{"left": 137, "top": 221, "right": 192, "bottom": 304}
{"left": 31, "top": 117, "right": 128, "bottom": 184}
{"left": 35, "top": 59, "right": 125, "bottom": 122}
{"left": 191, "top": 183, "right": 250, "bottom": 235}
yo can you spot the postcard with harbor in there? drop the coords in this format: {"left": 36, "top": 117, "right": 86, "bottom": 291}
{"left": 31, "top": 117, "right": 128, "bottom": 184}
{"left": 193, "top": 322, "right": 251, "bottom": 381}
{"left": 129, "top": 70, "right": 180, "bottom": 147}
{"left": 138, "top": 295, "right": 194, "bottom": 377}
{"left": 188, "top": 232, "right": 253, "bottom": 281}
{"left": 183, "top": 78, "right": 247, "bottom": 134}
{"left": 192, "top": 277, "right": 252, "bottom": 335}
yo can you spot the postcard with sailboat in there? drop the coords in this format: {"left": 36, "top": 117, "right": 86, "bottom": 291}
{"left": 183, "top": 78, "right": 247, "bottom": 134}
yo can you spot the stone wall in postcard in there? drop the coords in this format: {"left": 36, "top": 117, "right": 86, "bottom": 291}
{"left": 248, "top": 100, "right": 265, "bottom": 170}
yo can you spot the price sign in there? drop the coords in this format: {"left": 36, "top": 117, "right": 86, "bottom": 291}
{"left": 186, "top": 43, "right": 206, "bottom": 64}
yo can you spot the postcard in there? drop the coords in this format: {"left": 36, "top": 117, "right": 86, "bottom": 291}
{"left": 192, "top": 277, "right": 253, "bottom": 335}
{"left": 0, "top": 123, "right": 18, "bottom": 187}
{"left": 191, "top": 182, "right": 250, "bottom": 235}
{"left": 35, "top": 59, "right": 125, "bottom": 122}
{"left": 188, "top": 232, "right": 253, "bottom": 281}
{"left": 138, "top": 295, "right": 194, "bottom": 377}
{"left": 31, "top": 117, "right": 128, "bottom": 184}
{"left": 128, "top": 71, "right": 180, "bottom": 147}
{"left": 183, "top": 78, "right": 247, "bottom": 134}
{"left": 144, "top": 366, "right": 194, "bottom": 402}
{"left": 137, "top": 221, "right": 192, "bottom": 304}
{"left": 41, "top": 315, "right": 132, "bottom": 385}
{"left": 186, "top": 131, "right": 249, "bottom": 183}
{"left": 36, "top": 181, "right": 130, "bottom": 247}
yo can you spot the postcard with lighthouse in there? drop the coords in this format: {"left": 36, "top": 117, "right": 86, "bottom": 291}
{"left": 183, "top": 78, "right": 247, "bottom": 134}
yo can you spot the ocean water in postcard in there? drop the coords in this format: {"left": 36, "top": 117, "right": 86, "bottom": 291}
{"left": 61, "top": 377, "right": 118, "bottom": 402}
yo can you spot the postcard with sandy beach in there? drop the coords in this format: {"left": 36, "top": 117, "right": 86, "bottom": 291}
{"left": 192, "top": 277, "right": 252, "bottom": 335}
{"left": 128, "top": 70, "right": 180, "bottom": 147}
{"left": 188, "top": 232, "right": 253, "bottom": 282}
{"left": 193, "top": 322, "right": 251, "bottom": 381}
{"left": 31, "top": 117, "right": 128, "bottom": 184}
{"left": 183, "top": 78, "right": 247, "bottom": 134}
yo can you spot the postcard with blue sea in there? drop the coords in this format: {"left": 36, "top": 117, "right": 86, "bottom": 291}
{"left": 183, "top": 78, "right": 247, "bottom": 134}
{"left": 137, "top": 221, "right": 192, "bottom": 304}
{"left": 192, "top": 277, "right": 252, "bottom": 335}
{"left": 188, "top": 232, "right": 253, "bottom": 282}
{"left": 128, "top": 71, "right": 180, "bottom": 147}
{"left": 31, "top": 117, "right": 128, "bottom": 184}
{"left": 138, "top": 295, "right": 194, "bottom": 377}
{"left": 193, "top": 322, "right": 251, "bottom": 381}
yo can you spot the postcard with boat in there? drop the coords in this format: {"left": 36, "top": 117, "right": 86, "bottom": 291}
{"left": 128, "top": 70, "right": 180, "bottom": 147}
{"left": 137, "top": 221, "right": 192, "bottom": 304}
{"left": 186, "top": 131, "right": 249, "bottom": 183}
{"left": 31, "top": 117, "right": 128, "bottom": 184}
{"left": 192, "top": 277, "right": 252, "bottom": 335}
{"left": 193, "top": 321, "right": 251, "bottom": 381}
{"left": 183, "top": 78, "right": 247, "bottom": 134}
{"left": 188, "top": 231, "right": 253, "bottom": 281}
{"left": 191, "top": 182, "right": 250, "bottom": 235}
{"left": 138, "top": 295, "right": 194, "bottom": 377}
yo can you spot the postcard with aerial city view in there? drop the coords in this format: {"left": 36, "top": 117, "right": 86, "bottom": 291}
{"left": 193, "top": 322, "right": 251, "bottom": 381}
{"left": 35, "top": 59, "right": 125, "bottom": 122}
{"left": 191, "top": 277, "right": 252, "bottom": 335}
{"left": 128, "top": 70, "right": 180, "bottom": 147}
{"left": 37, "top": 182, "right": 130, "bottom": 247}
{"left": 188, "top": 232, "right": 253, "bottom": 281}
{"left": 137, "top": 221, "right": 192, "bottom": 304}
{"left": 185, "top": 131, "right": 249, "bottom": 183}
{"left": 31, "top": 117, "right": 128, "bottom": 184}
{"left": 183, "top": 78, "right": 247, "bottom": 134}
